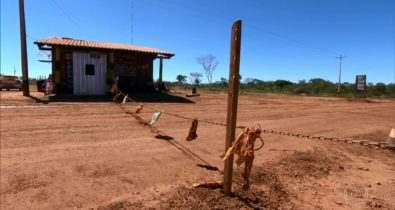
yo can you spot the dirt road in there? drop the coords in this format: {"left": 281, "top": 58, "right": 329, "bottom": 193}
{"left": 1, "top": 89, "right": 394, "bottom": 209}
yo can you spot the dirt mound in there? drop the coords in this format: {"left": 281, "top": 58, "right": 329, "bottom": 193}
{"left": 95, "top": 186, "right": 290, "bottom": 210}
{"left": 247, "top": 168, "right": 290, "bottom": 209}
{"left": 273, "top": 148, "right": 343, "bottom": 179}
{"left": 157, "top": 186, "right": 291, "bottom": 210}
{"left": 248, "top": 148, "right": 343, "bottom": 189}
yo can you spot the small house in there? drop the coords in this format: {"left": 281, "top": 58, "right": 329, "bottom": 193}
{"left": 34, "top": 37, "right": 174, "bottom": 95}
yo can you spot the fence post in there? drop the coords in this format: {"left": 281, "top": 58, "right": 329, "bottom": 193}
{"left": 224, "top": 20, "right": 242, "bottom": 196}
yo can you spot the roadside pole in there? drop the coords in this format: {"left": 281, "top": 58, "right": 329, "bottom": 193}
{"left": 19, "top": 0, "right": 30, "bottom": 96}
{"left": 336, "top": 54, "right": 346, "bottom": 94}
{"left": 223, "top": 20, "right": 242, "bottom": 196}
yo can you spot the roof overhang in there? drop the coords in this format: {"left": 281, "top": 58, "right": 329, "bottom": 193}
{"left": 34, "top": 37, "right": 175, "bottom": 58}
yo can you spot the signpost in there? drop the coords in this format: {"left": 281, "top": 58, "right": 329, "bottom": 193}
{"left": 224, "top": 20, "right": 242, "bottom": 196}
{"left": 355, "top": 75, "right": 367, "bottom": 93}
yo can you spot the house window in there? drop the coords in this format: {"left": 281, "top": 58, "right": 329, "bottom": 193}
{"left": 85, "top": 64, "right": 95, "bottom": 75}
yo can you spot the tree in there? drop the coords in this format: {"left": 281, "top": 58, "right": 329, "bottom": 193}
{"left": 190, "top": 72, "right": 203, "bottom": 86}
{"left": 196, "top": 54, "right": 219, "bottom": 84}
{"left": 220, "top": 77, "right": 228, "bottom": 85}
{"left": 245, "top": 78, "right": 264, "bottom": 85}
{"left": 274, "top": 80, "right": 293, "bottom": 91}
{"left": 308, "top": 78, "right": 335, "bottom": 94}
{"left": 194, "top": 78, "right": 201, "bottom": 85}
{"left": 176, "top": 74, "right": 187, "bottom": 84}
{"left": 373, "top": 83, "right": 386, "bottom": 96}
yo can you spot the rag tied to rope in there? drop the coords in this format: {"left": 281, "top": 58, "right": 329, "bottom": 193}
{"left": 186, "top": 118, "right": 198, "bottom": 141}
{"left": 222, "top": 126, "right": 264, "bottom": 190}
{"left": 149, "top": 111, "right": 162, "bottom": 126}
{"left": 135, "top": 104, "right": 144, "bottom": 114}
{"left": 111, "top": 83, "right": 118, "bottom": 94}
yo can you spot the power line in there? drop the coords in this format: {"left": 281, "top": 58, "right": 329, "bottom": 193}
{"left": 137, "top": 0, "right": 337, "bottom": 55}
{"left": 50, "top": 0, "right": 86, "bottom": 36}
{"left": 26, "top": 34, "right": 38, "bottom": 41}
{"left": 244, "top": 24, "right": 337, "bottom": 54}
{"left": 135, "top": 0, "right": 230, "bottom": 26}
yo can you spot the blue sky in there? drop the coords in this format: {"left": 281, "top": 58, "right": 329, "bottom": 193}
{"left": 1, "top": 0, "right": 394, "bottom": 84}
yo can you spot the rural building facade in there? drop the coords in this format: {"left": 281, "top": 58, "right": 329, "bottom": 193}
{"left": 34, "top": 37, "right": 174, "bottom": 95}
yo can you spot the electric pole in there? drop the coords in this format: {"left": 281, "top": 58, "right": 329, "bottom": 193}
{"left": 336, "top": 54, "right": 346, "bottom": 93}
{"left": 19, "top": 0, "right": 30, "bottom": 96}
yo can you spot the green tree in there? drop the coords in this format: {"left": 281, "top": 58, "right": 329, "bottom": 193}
{"left": 386, "top": 83, "right": 395, "bottom": 97}
{"left": 373, "top": 83, "right": 386, "bottom": 96}
{"left": 308, "top": 78, "right": 335, "bottom": 95}
{"left": 220, "top": 77, "right": 228, "bottom": 85}
{"left": 176, "top": 75, "right": 187, "bottom": 84}
{"left": 274, "top": 80, "right": 293, "bottom": 91}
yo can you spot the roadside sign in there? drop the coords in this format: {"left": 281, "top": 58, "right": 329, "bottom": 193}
{"left": 355, "top": 75, "right": 366, "bottom": 92}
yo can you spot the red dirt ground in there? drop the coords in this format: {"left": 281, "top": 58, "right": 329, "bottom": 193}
{"left": 1, "top": 87, "right": 395, "bottom": 209}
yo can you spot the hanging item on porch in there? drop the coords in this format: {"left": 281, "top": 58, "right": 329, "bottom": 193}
{"left": 135, "top": 104, "right": 144, "bottom": 114}
{"left": 122, "top": 94, "right": 128, "bottom": 104}
{"left": 186, "top": 118, "right": 198, "bottom": 141}
{"left": 222, "top": 126, "right": 264, "bottom": 190}
{"left": 149, "top": 111, "right": 162, "bottom": 126}
{"left": 111, "top": 83, "right": 118, "bottom": 94}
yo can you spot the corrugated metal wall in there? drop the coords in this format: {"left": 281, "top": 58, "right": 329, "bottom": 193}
{"left": 72, "top": 52, "right": 107, "bottom": 95}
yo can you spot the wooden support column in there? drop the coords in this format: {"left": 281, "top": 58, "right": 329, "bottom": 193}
{"left": 223, "top": 20, "right": 242, "bottom": 196}
{"left": 19, "top": 0, "right": 29, "bottom": 96}
{"left": 159, "top": 57, "right": 163, "bottom": 83}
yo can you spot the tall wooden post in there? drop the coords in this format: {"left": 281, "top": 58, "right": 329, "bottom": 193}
{"left": 223, "top": 20, "right": 242, "bottom": 196}
{"left": 19, "top": 0, "right": 30, "bottom": 96}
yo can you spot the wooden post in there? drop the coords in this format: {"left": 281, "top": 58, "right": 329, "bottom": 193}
{"left": 159, "top": 57, "right": 163, "bottom": 83}
{"left": 223, "top": 20, "right": 242, "bottom": 196}
{"left": 19, "top": 0, "right": 30, "bottom": 96}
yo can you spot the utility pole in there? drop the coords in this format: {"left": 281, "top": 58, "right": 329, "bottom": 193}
{"left": 224, "top": 20, "right": 242, "bottom": 196}
{"left": 336, "top": 54, "right": 346, "bottom": 93}
{"left": 19, "top": 0, "right": 30, "bottom": 96}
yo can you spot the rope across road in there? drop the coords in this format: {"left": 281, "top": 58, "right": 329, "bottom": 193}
{"left": 115, "top": 90, "right": 394, "bottom": 151}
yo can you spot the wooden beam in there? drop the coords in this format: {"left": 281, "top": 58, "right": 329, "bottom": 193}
{"left": 223, "top": 20, "right": 242, "bottom": 196}
{"left": 38, "top": 60, "right": 52, "bottom": 63}
{"left": 157, "top": 55, "right": 172, "bottom": 59}
{"left": 159, "top": 57, "right": 163, "bottom": 83}
{"left": 38, "top": 46, "right": 52, "bottom": 51}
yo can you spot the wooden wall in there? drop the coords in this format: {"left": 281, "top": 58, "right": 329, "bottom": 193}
{"left": 51, "top": 47, "right": 156, "bottom": 95}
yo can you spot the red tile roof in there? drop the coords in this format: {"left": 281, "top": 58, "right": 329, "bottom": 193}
{"left": 34, "top": 37, "right": 174, "bottom": 57}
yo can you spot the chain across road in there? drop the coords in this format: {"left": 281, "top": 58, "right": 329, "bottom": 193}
{"left": 115, "top": 91, "right": 394, "bottom": 151}
{"left": 260, "top": 129, "right": 393, "bottom": 150}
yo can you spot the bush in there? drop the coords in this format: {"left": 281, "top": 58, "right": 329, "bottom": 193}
{"left": 198, "top": 78, "right": 394, "bottom": 98}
